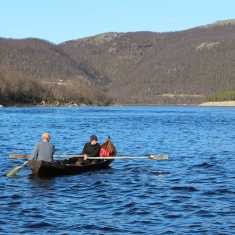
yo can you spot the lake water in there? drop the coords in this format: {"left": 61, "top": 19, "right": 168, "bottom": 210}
{"left": 0, "top": 106, "right": 235, "bottom": 234}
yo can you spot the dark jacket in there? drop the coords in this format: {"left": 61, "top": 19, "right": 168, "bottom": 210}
{"left": 32, "top": 141, "right": 55, "bottom": 162}
{"left": 82, "top": 143, "right": 101, "bottom": 157}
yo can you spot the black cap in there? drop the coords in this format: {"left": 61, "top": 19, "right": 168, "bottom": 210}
{"left": 90, "top": 135, "right": 98, "bottom": 141}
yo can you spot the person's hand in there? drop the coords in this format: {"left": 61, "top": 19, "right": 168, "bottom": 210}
{"left": 84, "top": 154, "right": 88, "bottom": 160}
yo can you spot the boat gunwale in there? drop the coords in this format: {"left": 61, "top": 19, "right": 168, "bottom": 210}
{"left": 28, "top": 157, "right": 114, "bottom": 177}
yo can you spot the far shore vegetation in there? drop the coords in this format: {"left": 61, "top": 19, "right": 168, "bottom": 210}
{"left": 2, "top": 71, "right": 235, "bottom": 107}
{"left": 1, "top": 72, "right": 235, "bottom": 107}
{"left": 208, "top": 90, "right": 235, "bottom": 102}
{"left": 0, "top": 72, "right": 111, "bottom": 106}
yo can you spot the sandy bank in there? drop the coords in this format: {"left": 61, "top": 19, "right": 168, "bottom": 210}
{"left": 199, "top": 101, "right": 235, "bottom": 106}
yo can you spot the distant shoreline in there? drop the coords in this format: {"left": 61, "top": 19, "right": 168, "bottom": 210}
{"left": 2, "top": 101, "right": 235, "bottom": 108}
{"left": 199, "top": 101, "right": 235, "bottom": 106}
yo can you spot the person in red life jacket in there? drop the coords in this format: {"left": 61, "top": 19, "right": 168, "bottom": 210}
{"left": 99, "top": 137, "right": 117, "bottom": 157}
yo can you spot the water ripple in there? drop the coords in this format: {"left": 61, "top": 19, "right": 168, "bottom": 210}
{"left": 1, "top": 106, "right": 235, "bottom": 234}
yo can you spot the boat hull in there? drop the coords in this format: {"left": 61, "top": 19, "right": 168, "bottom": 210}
{"left": 28, "top": 157, "right": 114, "bottom": 177}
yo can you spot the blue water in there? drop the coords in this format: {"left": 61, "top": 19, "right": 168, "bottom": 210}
{"left": 0, "top": 106, "right": 235, "bottom": 234}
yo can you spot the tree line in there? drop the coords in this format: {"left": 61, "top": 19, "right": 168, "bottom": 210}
{"left": 0, "top": 71, "right": 110, "bottom": 106}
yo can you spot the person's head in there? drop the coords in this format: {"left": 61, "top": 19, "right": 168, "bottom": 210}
{"left": 42, "top": 132, "right": 50, "bottom": 142}
{"left": 101, "top": 137, "right": 116, "bottom": 155}
{"left": 90, "top": 135, "right": 98, "bottom": 145}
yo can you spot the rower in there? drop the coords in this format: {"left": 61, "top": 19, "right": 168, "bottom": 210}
{"left": 32, "top": 132, "right": 55, "bottom": 162}
{"left": 82, "top": 135, "right": 101, "bottom": 160}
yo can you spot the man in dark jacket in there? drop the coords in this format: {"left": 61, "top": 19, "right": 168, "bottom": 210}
{"left": 32, "top": 132, "right": 55, "bottom": 162}
{"left": 82, "top": 135, "right": 101, "bottom": 160}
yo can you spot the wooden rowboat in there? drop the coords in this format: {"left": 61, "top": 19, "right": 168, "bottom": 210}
{"left": 28, "top": 157, "right": 114, "bottom": 177}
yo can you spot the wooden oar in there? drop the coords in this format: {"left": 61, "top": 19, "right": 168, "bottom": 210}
{"left": 6, "top": 154, "right": 168, "bottom": 177}
{"left": 6, "top": 161, "right": 28, "bottom": 177}
{"left": 10, "top": 154, "right": 168, "bottom": 160}
{"left": 9, "top": 154, "right": 31, "bottom": 159}
{"left": 87, "top": 155, "right": 169, "bottom": 160}
{"left": 9, "top": 154, "right": 83, "bottom": 159}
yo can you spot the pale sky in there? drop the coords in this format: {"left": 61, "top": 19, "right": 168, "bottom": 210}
{"left": 1, "top": 0, "right": 235, "bottom": 43}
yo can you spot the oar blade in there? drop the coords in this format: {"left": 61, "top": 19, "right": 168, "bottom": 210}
{"left": 148, "top": 155, "right": 169, "bottom": 160}
{"left": 6, "top": 165, "right": 23, "bottom": 177}
{"left": 6, "top": 161, "right": 28, "bottom": 177}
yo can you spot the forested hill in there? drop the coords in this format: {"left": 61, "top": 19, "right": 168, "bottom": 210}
{"left": 60, "top": 20, "right": 235, "bottom": 104}
{"left": 0, "top": 38, "right": 109, "bottom": 105}
{"left": 1, "top": 19, "right": 235, "bottom": 105}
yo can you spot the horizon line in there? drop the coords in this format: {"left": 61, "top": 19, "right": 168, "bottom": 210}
{"left": 1, "top": 17, "right": 234, "bottom": 44}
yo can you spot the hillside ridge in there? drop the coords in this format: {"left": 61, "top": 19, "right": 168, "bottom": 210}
{"left": 1, "top": 19, "right": 235, "bottom": 105}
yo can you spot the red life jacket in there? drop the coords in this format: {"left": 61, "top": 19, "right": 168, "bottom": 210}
{"left": 99, "top": 147, "right": 111, "bottom": 157}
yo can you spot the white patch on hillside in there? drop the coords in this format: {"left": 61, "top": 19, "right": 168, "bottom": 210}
{"left": 196, "top": 42, "right": 220, "bottom": 51}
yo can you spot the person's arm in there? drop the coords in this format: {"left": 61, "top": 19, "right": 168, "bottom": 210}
{"left": 51, "top": 145, "right": 55, "bottom": 161}
{"left": 32, "top": 144, "right": 39, "bottom": 160}
{"left": 82, "top": 143, "right": 88, "bottom": 154}
{"left": 96, "top": 144, "right": 101, "bottom": 157}
{"left": 82, "top": 143, "right": 88, "bottom": 160}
